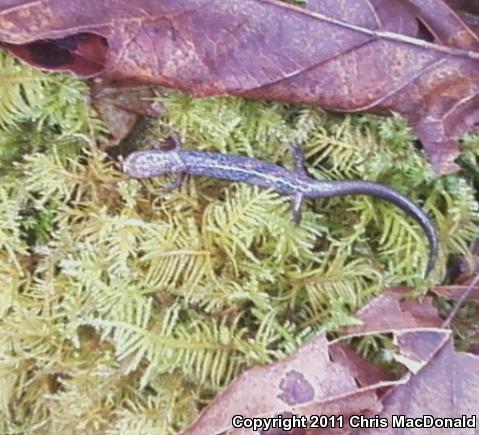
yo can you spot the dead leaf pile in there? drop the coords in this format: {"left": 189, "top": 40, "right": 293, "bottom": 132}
{"left": 184, "top": 288, "right": 478, "bottom": 435}
{"left": 2, "top": 0, "right": 479, "bottom": 172}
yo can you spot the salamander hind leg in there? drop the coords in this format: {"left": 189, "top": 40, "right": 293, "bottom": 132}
{"left": 289, "top": 143, "right": 310, "bottom": 223}
{"left": 291, "top": 192, "right": 305, "bottom": 224}
{"left": 162, "top": 132, "right": 182, "bottom": 152}
{"left": 164, "top": 173, "right": 186, "bottom": 192}
{"left": 290, "top": 142, "right": 311, "bottom": 179}
{"left": 160, "top": 133, "right": 186, "bottom": 190}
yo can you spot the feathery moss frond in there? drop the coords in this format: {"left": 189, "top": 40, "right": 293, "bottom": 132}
{"left": 81, "top": 305, "right": 250, "bottom": 389}
{"left": 0, "top": 50, "right": 104, "bottom": 135}
{"left": 203, "top": 184, "right": 289, "bottom": 267}
{"left": 287, "top": 250, "right": 383, "bottom": 314}
{"left": 0, "top": 52, "right": 47, "bottom": 129}
{"left": 105, "top": 375, "right": 198, "bottom": 435}
{"left": 140, "top": 217, "right": 214, "bottom": 298}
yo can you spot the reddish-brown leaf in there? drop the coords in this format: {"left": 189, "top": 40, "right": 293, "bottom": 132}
{"left": 359, "top": 336, "right": 479, "bottom": 435}
{"left": 343, "top": 288, "right": 442, "bottom": 338}
{"left": 447, "top": 0, "right": 479, "bottom": 14}
{"left": 432, "top": 284, "right": 479, "bottom": 302}
{"left": 328, "top": 342, "right": 395, "bottom": 387}
{"left": 340, "top": 287, "right": 451, "bottom": 375}
{"left": 2, "top": 1, "right": 479, "bottom": 172}
{"left": 393, "top": 329, "right": 451, "bottom": 373}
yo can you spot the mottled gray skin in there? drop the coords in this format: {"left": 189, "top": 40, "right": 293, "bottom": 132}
{"left": 124, "top": 148, "right": 438, "bottom": 277}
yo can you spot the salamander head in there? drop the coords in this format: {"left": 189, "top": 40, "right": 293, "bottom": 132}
{"left": 123, "top": 149, "right": 184, "bottom": 179}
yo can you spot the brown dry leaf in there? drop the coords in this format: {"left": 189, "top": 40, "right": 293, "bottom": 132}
{"left": 447, "top": 0, "right": 479, "bottom": 14}
{"left": 341, "top": 287, "right": 453, "bottom": 381}
{"left": 393, "top": 329, "right": 451, "bottom": 373}
{"left": 432, "top": 256, "right": 479, "bottom": 303}
{"left": 432, "top": 284, "right": 479, "bottom": 302}
{"left": 2, "top": 1, "right": 479, "bottom": 172}
{"left": 359, "top": 335, "right": 479, "bottom": 435}
{"left": 328, "top": 342, "right": 395, "bottom": 387}
{"left": 343, "top": 288, "right": 442, "bottom": 338}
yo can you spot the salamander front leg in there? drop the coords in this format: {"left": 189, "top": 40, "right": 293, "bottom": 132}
{"left": 292, "top": 193, "right": 304, "bottom": 223}
{"left": 163, "top": 133, "right": 186, "bottom": 191}
{"left": 290, "top": 142, "right": 311, "bottom": 179}
{"left": 162, "top": 132, "right": 182, "bottom": 152}
{"left": 290, "top": 143, "right": 310, "bottom": 223}
{"left": 164, "top": 173, "right": 186, "bottom": 191}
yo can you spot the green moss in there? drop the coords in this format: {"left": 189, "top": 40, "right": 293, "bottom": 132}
{"left": 0, "top": 49, "right": 478, "bottom": 433}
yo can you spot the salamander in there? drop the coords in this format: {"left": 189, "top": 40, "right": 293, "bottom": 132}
{"left": 123, "top": 138, "right": 438, "bottom": 277}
